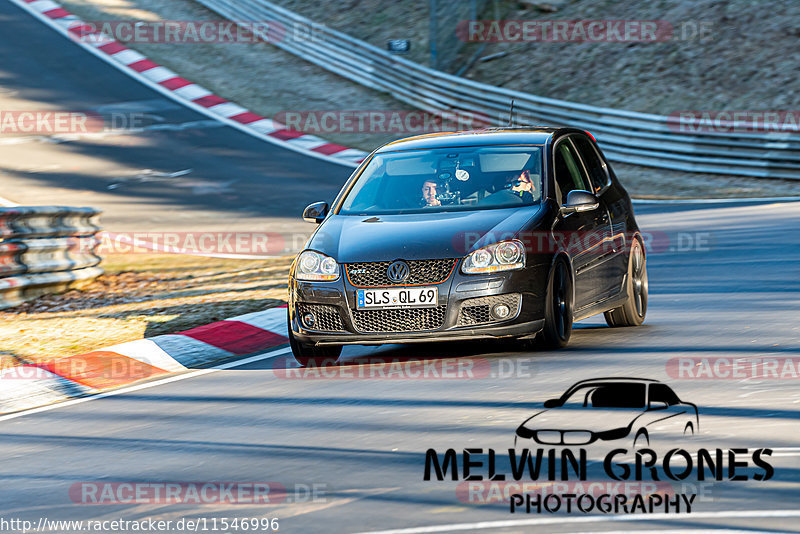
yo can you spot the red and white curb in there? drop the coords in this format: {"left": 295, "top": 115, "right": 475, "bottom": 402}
{"left": 10, "top": 0, "right": 367, "bottom": 168}
{"left": 0, "top": 306, "right": 289, "bottom": 414}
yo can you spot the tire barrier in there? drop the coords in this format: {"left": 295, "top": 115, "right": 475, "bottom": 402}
{"left": 0, "top": 207, "right": 103, "bottom": 310}
{"left": 195, "top": 0, "right": 800, "bottom": 180}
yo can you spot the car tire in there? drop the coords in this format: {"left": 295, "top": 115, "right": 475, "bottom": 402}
{"left": 288, "top": 313, "right": 342, "bottom": 367}
{"left": 605, "top": 237, "right": 648, "bottom": 327}
{"left": 539, "top": 258, "right": 573, "bottom": 349}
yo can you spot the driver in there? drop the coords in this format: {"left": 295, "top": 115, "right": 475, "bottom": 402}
{"left": 504, "top": 169, "right": 536, "bottom": 203}
{"left": 420, "top": 179, "right": 441, "bottom": 207}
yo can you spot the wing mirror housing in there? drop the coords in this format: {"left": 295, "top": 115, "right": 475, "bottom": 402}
{"left": 302, "top": 201, "right": 329, "bottom": 224}
{"left": 649, "top": 401, "right": 669, "bottom": 411}
{"left": 561, "top": 190, "right": 599, "bottom": 215}
{"left": 543, "top": 399, "right": 561, "bottom": 408}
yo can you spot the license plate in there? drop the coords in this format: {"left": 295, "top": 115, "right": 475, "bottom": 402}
{"left": 356, "top": 287, "right": 438, "bottom": 309}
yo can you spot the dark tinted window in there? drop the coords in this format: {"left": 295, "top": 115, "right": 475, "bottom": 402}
{"left": 572, "top": 135, "right": 610, "bottom": 194}
{"left": 554, "top": 141, "right": 590, "bottom": 205}
{"left": 589, "top": 383, "right": 646, "bottom": 408}
{"left": 562, "top": 382, "right": 646, "bottom": 408}
{"left": 649, "top": 384, "right": 681, "bottom": 406}
{"left": 339, "top": 146, "right": 543, "bottom": 215}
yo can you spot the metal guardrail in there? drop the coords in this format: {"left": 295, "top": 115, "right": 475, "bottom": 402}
{"left": 196, "top": 0, "right": 800, "bottom": 180}
{"left": 0, "top": 207, "right": 103, "bottom": 310}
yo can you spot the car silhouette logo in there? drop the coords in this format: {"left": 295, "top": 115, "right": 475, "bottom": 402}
{"left": 387, "top": 261, "right": 410, "bottom": 283}
{"left": 515, "top": 377, "right": 699, "bottom": 448}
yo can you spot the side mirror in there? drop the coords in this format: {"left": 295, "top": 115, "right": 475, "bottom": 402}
{"left": 543, "top": 399, "right": 561, "bottom": 408}
{"left": 302, "top": 201, "right": 329, "bottom": 224}
{"left": 649, "top": 401, "right": 668, "bottom": 411}
{"left": 561, "top": 190, "right": 599, "bottom": 215}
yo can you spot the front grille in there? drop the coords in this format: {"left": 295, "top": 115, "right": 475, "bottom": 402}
{"left": 457, "top": 293, "right": 521, "bottom": 326}
{"left": 562, "top": 431, "right": 593, "bottom": 445}
{"left": 296, "top": 303, "right": 345, "bottom": 332}
{"left": 346, "top": 259, "right": 457, "bottom": 287}
{"left": 351, "top": 307, "right": 447, "bottom": 333}
{"left": 535, "top": 431, "right": 593, "bottom": 445}
{"left": 534, "top": 431, "right": 562, "bottom": 445}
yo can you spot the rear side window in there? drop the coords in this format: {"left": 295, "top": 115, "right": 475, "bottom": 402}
{"left": 572, "top": 135, "right": 611, "bottom": 194}
{"left": 649, "top": 384, "right": 681, "bottom": 406}
{"left": 553, "top": 141, "right": 590, "bottom": 204}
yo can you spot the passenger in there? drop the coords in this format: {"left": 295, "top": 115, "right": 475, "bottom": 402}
{"left": 506, "top": 169, "right": 536, "bottom": 202}
{"left": 481, "top": 170, "right": 537, "bottom": 205}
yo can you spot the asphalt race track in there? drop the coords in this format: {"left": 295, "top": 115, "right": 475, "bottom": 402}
{"left": 1, "top": 0, "right": 800, "bottom": 532}
{"left": 1, "top": 200, "right": 799, "bottom": 533}
{"left": 0, "top": 0, "right": 351, "bottom": 237}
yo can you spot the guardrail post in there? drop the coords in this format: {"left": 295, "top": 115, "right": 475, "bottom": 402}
{"left": 0, "top": 207, "right": 104, "bottom": 310}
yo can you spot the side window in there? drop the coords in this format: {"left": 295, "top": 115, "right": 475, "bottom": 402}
{"left": 572, "top": 135, "right": 610, "bottom": 194}
{"left": 553, "top": 141, "right": 590, "bottom": 205}
{"left": 649, "top": 384, "right": 680, "bottom": 406}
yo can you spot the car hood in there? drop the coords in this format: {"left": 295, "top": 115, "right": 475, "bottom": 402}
{"left": 519, "top": 407, "right": 643, "bottom": 434}
{"left": 307, "top": 205, "right": 543, "bottom": 263}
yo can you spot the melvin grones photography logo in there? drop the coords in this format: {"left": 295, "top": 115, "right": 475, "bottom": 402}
{"left": 423, "top": 377, "right": 775, "bottom": 516}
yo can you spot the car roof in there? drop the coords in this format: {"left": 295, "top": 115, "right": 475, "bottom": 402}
{"left": 566, "top": 377, "right": 661, "bottom": 389}
{"left": 374, "top": 127, "right": 577, "bottom": 153}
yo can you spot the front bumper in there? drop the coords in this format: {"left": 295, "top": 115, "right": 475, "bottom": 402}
{"left": 289, "top": 259, "right": 549, "bottom": 347}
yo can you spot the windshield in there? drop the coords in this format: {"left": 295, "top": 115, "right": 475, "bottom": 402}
{"left": 560, "top": 383, "right": 646, "bottom": 409}
{"left": 338, "top": 146, "right": 543, "bottom": 215}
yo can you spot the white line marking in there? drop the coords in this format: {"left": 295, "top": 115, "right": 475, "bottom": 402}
{"left": 139, "top": 65, "right": 178, "bottom": 84}
{"left": 353, "top": 510, "right": 800, "bottom": 534}
{"left": 27, "top": 0, "right": 59, "bottom": 11}
{"left": 109, "top": 49, "right": 146, "bottom": 66}
{"left": 86, "top": 34, "right": 115, "bottom": 47}
{"left": 248, "top": 118, "right": 278, "bottom": 132}
{"left": 172, "top": 84, "right": 212, "bottom": 101}
{"left": 0, "top": 346, "right": 291, "bottom": 422}
{"left": 207, "top": 102, "right": 248, "bottom": 118}
{"left": 559, "top": 531, "right": 789, "bottom": 534}
{"left": 285, "top": 135, "right": 338, "bottom": 151}
{"left": 632, "top": 196, "right": 800, "bottom": 204}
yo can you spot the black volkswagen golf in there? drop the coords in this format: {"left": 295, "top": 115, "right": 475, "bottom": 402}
{"left": 288, "top": 127, "right": 648, "bottom": 365}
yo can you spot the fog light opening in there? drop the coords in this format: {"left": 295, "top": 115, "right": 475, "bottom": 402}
{"left": 492, "top": 304, "right": 511, "bottom": 320}
{"left": 301, "top": 312, "right": 316, "bottom": 328}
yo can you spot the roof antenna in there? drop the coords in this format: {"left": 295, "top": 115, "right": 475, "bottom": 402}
{"left": 507, "top": 99, "right": 515, "bottom": 127}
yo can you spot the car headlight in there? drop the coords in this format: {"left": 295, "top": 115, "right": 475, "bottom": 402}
{"left": 295, "top": 250, "right": 340, "bottom": 281}
{"left": 462, "top": 239, "right": 525, "bottom": 274}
